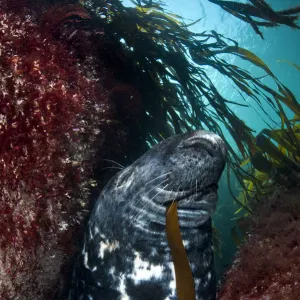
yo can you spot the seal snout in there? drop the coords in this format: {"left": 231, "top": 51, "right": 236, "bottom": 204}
{"left": 183, "top": 130, "right": 227, "bottom": 161}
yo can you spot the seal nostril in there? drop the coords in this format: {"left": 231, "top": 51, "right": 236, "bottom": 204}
{"left": 204, "top": 147, "right": 214, "bottom": 158}
{"left": 183, "top": 137, "right": 217, "bottom": 157}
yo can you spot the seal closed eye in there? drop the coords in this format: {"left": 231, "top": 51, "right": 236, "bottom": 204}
{"left": 69, "top": 130, "right": 227, "bottom": 300}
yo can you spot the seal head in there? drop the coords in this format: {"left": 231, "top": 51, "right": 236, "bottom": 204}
{"left": 69, "top": 130, "right": 227, "bottom": 300}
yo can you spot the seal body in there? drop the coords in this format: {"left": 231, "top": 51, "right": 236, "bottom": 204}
{"left": 69, "top": 130, "right": 227, "bottom": 300}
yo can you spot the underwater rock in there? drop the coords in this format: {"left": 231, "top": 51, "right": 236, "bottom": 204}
{"left": 217, "top": 187, "right": 300, "bottom": 300}
{"left": 0, "top": 2, "right": 143, "bottom": 299}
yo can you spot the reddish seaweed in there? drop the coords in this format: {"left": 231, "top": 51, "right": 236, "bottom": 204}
{"left": 0, "top": 2, "right": 140, "bottom": 298}
{"left": 218, "top": 188, "right": 300, "bottom": 300}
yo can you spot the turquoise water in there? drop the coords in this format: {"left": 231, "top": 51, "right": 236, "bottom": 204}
{"left": 163, "top": 0, "right": 300, "bottom": 137}
{"left": 123, "top": 0, "right": 300, "bottom": 282}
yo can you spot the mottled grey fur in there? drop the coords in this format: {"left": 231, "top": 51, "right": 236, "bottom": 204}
{"left": 69, "top": 130, "right": 227, "bottom": 300}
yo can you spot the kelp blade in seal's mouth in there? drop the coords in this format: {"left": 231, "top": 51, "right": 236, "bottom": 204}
{"left": 166, "top": 201, "right": 196, "bottom": 300}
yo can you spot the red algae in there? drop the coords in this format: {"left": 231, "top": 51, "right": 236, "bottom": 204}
{"left": 0, "top": 5, "right": 110, "bottom": 299}
{"left": 217, "top": 188, "right": 300, "bottom": 300}
{"left": 0, "top": 0, "right": 145, "bottom": 298}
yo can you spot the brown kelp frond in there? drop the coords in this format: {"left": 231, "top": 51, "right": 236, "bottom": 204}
{"left": 240, "top": 62, "right": 300, "bottom": 208}
{"left": 213, "top": 222, "right": 223, "bottom": 257}
{"left": 236, "top": 122, "right": 300, "bottom": 215}
{"left": 232, "top": 120, "right": 300, "bottom": 241}
{"left": 208, "top": 0, "right": 300, "bottom": 39}
{"left": 277, "top": 60, "right": 300, "bottom": 72}
{"left": 166, "top": 202, "right": 196, "bottom": 300}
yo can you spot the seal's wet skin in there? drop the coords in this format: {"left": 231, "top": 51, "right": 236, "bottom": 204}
{"left": 69, "top": 130, "right": 227, "bottom": 300}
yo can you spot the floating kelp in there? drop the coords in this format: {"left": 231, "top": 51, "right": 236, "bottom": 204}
{"left": 236, "top": 58, "right": 300, "bottom": 212}
{"left": 75, "top": 0, "right": 300, "bottom": 208}
{"left": 208, "top": 0, "right": 300, "bottom": 39}
{"left": 277, "top": 59, "right": 300, "bottom": 72}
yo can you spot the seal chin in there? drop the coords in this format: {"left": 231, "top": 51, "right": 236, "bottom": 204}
{"left": 176, "top": 188, "right": 218, "bottom": 227}
{"left": 155, "top": 183, "right": 218, "bottom": 204}
{"left": 153, "top": 183, "right": 219, "bottom": 227}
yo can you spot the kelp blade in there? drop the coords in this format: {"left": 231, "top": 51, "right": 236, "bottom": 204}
{"left": 166, "top": 202, "right": 196, "bottom": 300}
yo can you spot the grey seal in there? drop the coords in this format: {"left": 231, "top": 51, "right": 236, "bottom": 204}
{"left": 69, "top": 130, "right": 227, "bottom": 300}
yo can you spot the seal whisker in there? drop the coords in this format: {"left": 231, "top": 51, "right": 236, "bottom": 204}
{"left": 102, "top": 159, "right": 125, "bottom": 169}
{"left": 129, "top": 182, "right": 170, "bottom": 227}
{"left": 144, "top": 182, "right": 178, "bottom": 228}
{"left": 166, "top": 185, "right": 180, "bottom": 216}
{"left": 127, "top": 177, "right": 170, "bottom": 209}
{"left": 129, "top": 172, "right": 171, "bottom": 211}
{"left": 144, "top": 172, "right": 171, "bottom": 187}
{"left": 155, "top": 182, "right": 176, "bottom": 208}
{"left": 154, "top": 182, "right": 176, "bottom": 216}
{"left": 131, "top": 181, "right": 170, "bottom": 223}
{"left": 99, "top": 166, "right": 124, "bottom": 171}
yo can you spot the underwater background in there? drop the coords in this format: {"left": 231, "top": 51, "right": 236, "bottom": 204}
{"left": 0, "top": 0, "right": 300, "bottom": 299}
